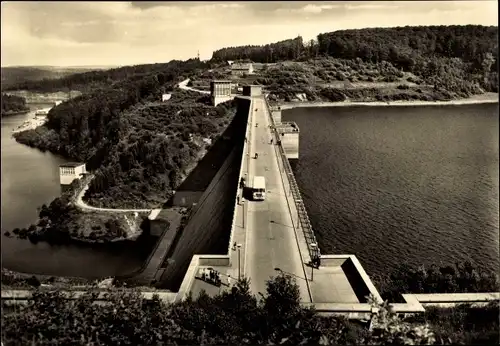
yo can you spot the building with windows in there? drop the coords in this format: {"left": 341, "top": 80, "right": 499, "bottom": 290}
{"left": 231, "top": 63, "right": 254, "bottom": 76}
{"left": 59, "top": 162, "right": 87, "bottom": 185}
{"left": 210, "top": 80, "right": 233, "bottom": 106}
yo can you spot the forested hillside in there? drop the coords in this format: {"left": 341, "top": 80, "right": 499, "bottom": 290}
{"left": 211, "top": 25, "right": 498, "bottom": 96}
{"left": 3, "top": 61, "right": 205, "bottom": 94}
{"left": 1, "top": 93, "right": 29, "bottom": 116}
{"left": 212, "top": 26, "right": 497, "bottom": 66}
{"left": 212, "top": 37, "right": 304, "bottom": 63}
{"left": 13, "top": 58, "right": 236, "bottom": 209}
{"left": 1, "top": 66, "right": 96, "bottom": 89}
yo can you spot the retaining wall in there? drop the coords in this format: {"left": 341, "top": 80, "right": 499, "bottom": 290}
{"left": 159, "top": 98, "right": 250, "bottom": 290}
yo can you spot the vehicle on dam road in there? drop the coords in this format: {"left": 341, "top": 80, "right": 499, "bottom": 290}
{"left": 252, "top": 176, "right": 266, "bottom": 201}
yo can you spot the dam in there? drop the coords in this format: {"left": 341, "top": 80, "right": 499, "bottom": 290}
{"left": 4, "top": 84, "right": 498, "bottom": 318}
{"left": 116, "top": 87, "right": 392, "bottom": 316}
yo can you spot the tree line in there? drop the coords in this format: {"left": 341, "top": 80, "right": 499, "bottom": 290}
{"left": 3, "top": 59, "right": 208, "bottom": 94}
{"left": 212, "top": 36, "right": 304, "bottom": 63}
{"left": 2, "top": 272, "right": 498, "bottom": 345}
{"left": 211, "top": 26, "right": 497, "bottom": 67}
{"left": 211, "top": 25, "right": 498, "bottom": 93}
{"left": 1, "top": 93, "right": 29, "bottom": 116}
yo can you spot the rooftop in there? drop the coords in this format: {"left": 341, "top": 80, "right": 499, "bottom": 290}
{"left": 212, "top": 80, "right": 232, "bottom": 83}
{"left": 231, "top": 63, "right": 252, "bottom": 69}
{"left": 59, "top": 162, "right": 85, "bottom": 168}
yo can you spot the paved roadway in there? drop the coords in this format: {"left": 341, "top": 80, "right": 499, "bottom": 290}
{"left": 244, "top": 97, "right": 311, "bottom": 302}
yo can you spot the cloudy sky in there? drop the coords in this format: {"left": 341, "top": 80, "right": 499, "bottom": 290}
{"left": 1, "top": 1, "right": 497, "bottom": 67}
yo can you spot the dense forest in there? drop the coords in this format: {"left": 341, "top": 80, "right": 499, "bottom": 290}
{"left": 2, "top": 273, "right": 499, "bottom": 345}
{"left": 212, "top": 26, "right": 497, "bottom": 69}
{"left": 1, "top": 93, "right": 29, "bottom": 116}
{"left": 213, "top": 25, "right": 498, "bottom": 96}
{"left": 212, "top": 37, "right": 304, "bottom": 63}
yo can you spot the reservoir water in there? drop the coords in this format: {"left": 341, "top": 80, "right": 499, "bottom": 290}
{"left": 1, "top": 105, "right": 146, "bottom": 278}
{"left": 285, "top": 103, "right": 499, "bottom": 277}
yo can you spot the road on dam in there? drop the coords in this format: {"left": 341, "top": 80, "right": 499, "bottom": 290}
{"left": 243, "top": 97, "right": 311, "bottom": 302}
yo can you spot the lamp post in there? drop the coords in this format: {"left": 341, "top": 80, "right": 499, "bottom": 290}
{"left": 310, "top": 243, "right": 317, "bottom": 281}
{"left": 237, "top": 243, "right": 242, "bottom": 281}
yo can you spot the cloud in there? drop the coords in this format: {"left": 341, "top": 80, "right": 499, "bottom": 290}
{"left": 1, "top": 1, "right": 497, "bottom": 67}
{"left": 302, "top": 4, "right": 340, "bottom": 14}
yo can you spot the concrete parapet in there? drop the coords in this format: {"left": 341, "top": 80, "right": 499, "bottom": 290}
{"left": 243, "top": 85, "right": 262, "bottom": 97}
{"left": 265, "top": 97, "right": 320, "bottom": 261}
{"left": 197, "top": 255, "right": 230, "bottom": 267}
{"left": 226, "top": 98, "right": 253, "bottom": 261}
{"left": 175, "top": 255, "right": 201, "bottom": 302}
{"left": 321, "top": 255, "right": 383, "bottom": 304}
{"left": 270, "top": 107, "right": 282, "bottom": 124}
{"left": 403, "top": 292, "right": 500, "bottom": 308}
{"left": 302, "top": 302, "right": 373, "bottom": 319}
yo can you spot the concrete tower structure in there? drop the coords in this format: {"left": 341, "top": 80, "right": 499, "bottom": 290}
{"left": 210, "top": 80, "right": 233, "bottom": 106}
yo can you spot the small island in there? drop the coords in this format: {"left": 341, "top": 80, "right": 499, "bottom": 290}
{"left": 1, "top": 93, "right": 30, "bottom": 116}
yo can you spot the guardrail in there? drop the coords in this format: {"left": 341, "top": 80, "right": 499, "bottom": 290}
{"left": 264, "top": 97, "right": 321, "bottom": 262}
{"left": 226, "top": 98, "right": 253, "bottom": 261}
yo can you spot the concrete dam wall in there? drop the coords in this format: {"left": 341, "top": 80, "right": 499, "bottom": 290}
{"left": 159, "top": 98, "right": 250, "bottom": 290}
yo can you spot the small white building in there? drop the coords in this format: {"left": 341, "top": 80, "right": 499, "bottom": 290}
{"left": 162, "top": 93, "right": 172, "bottom": 102}
{"left": 59, "top": 162, "right": 86, "bottom": 185}
{"left": 231, "top": 63, "right": 254, "bottom": 76}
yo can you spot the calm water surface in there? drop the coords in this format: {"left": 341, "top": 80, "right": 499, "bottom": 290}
{"left": 285, "top": 103, "right": 499, "bottom": 276}
{"left": 1, "top": 105, "right": 146, "bottom": 278}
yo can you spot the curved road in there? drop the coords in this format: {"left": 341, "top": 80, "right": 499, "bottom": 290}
{"left": 178, "top": 79, "right": 210, "bottom": 94}
{"left": 75, "top": 175, "right": 152, "bottom": 213}
{"left": 74, "top": 79, "right": 209, "bottom": 213}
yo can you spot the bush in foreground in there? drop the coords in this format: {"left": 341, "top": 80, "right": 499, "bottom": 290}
{"left": 2, "top": 272, "right": 498, "bottom": 345}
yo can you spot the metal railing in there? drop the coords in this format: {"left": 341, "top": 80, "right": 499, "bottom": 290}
{"left": 264, "top": 96, "right": 321, "bottom": 261}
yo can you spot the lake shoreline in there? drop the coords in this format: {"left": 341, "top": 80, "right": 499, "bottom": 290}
{"left": 278, "top": 92, "right": 499, "bottom": 110}
{"left": 1, "top": 109, "right": 30, "bottom": 117}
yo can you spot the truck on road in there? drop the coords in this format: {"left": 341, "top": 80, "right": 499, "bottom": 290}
{"left": 252, "top": 176, "right": 266, "bottom": 201}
